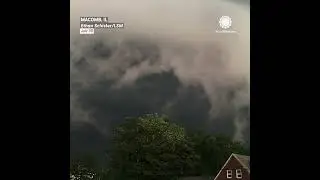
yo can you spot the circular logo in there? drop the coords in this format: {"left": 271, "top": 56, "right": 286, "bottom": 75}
{"left": 219, "top": 16, "right": 232, "bottom": 29}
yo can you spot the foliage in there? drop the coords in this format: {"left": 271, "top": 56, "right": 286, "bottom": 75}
{"left": 190, "top": 132, "right": 249, "bottom": 176}
{"left": 109, "top": 114, "right": 199, "bottom": 179}
{"left": 70, "top": 159, "right": 97, "bottom": 180}
{"left": 70, "top": 114, "right": 250, "bottom": 179}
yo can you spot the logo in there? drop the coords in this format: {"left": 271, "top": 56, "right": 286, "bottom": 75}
{"left": 216, "top": 16, "right": 237, "bottom": 34}
{"left": 219, "top": 16, "right": 232, "bottom": 29}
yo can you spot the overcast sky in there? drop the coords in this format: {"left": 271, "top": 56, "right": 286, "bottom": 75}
{"left": 70, "top": 0, "right": 250, "bottom": 156}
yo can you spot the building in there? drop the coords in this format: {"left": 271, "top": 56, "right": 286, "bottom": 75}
{"left": 213, "top": 153, "right": 250, "bottom": 180}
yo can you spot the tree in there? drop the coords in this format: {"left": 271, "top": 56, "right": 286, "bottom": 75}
{"left": 190, "top": 132, "right": 249, "bottom": 176}
{"left": 70, "top": 154, "right": 113, "bottom": 180}
{"left": 109, "top": 114, "right": 199, "bottom": 180}
{"left": 70, "top": 159, "right": 97, "bottom": 180}
{"left": 70, "top": 114, "right": 249, "bottom": 179}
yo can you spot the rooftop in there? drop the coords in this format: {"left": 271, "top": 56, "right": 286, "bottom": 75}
{"left": 233, "top": 153, "right": 250, "bottom": 172}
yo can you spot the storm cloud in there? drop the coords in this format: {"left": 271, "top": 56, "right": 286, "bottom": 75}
{"left": 70, "top": 0, "right": 250, "bottom": 155}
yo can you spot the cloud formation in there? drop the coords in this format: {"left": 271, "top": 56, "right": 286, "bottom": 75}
{"left": 70, "top": 0, "right": 250, "bottom": 143}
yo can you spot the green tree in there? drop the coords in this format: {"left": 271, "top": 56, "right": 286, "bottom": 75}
{"left": 109, "top": 114, "right": 199, "bottom": 180}
{"left": 190, "top": 133, "right": 249, "bottom": 176}
{"left": 70, "top": 154, "right": 113, "bottom": 180}
{"left": 70, "top": 159, "right": 97, "bottom": 180}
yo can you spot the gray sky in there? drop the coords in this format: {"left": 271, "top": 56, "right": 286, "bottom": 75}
{"left": 70, "top": 0, "right": 250, "bottom": 156}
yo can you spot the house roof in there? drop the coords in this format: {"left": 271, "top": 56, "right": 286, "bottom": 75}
{"left": 213, "top": 153, "right": 250, "bottom": 180}
{"left": 233, "top": 153, "right": 250, "bottom": 172}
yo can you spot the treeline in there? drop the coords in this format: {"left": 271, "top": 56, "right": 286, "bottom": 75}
{"left": 70, "top": 114, "right": 249, "bottom": 180}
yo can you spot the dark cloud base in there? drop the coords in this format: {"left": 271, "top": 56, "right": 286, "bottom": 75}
{"left": 71, "top": 71, "right": 249, "bottom": 160}
{"left": 70, "top": 33, "right": 249, "bottom": 160}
